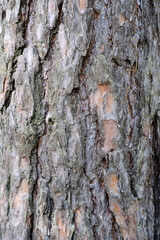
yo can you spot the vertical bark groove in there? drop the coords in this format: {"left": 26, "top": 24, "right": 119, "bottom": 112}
{"left": 153, "top": 113, "right": 160, "bottom": 239}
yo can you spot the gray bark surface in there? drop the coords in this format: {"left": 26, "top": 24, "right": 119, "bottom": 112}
{"left": 0, "top": 0, "right": 159, "bottom": 239}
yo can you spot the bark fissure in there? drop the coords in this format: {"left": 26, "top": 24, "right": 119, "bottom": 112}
{"left": 153, "top": 113, "right": 160, "bottom": 239}
{"left": 44, "top": 1, "right": 64, "bottom": 61}
{"left": 0, "top": 78, "right": 15, "bottom": 114}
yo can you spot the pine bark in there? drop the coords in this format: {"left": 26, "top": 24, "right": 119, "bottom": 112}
{"left": 0, "top": 0, "right": 159, "bottom": 239}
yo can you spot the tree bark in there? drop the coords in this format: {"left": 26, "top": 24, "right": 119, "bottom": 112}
{"left": 0, "top": 0, "right": 159, "bottom": 239}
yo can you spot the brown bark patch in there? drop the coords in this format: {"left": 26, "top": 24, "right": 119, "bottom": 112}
{"left": 99, "top": 44, "right": 104, "bottom": 52}
{"left": 97, "top": 83, "right": 107, "bottom": 96}
{"left": 106, "top": 173, "right": 118, "bottom": 195}
{"left": 78, "top": 0, "right": 88, "bottom": 13}
{"left": 20, "top": 179, "right": 29, "bottom": 194}
{"left": 106, "top": 84, "right": 114, "bottom": 114}
{"left": 90, "top": 83, "right": 107, "bottom": 117}
{"left": 109, "top": 197, "right": 129, "bottom": 240}
{"left": 57, "top": 215, "right": 68, "bottom": 240}
{"left": 75, "top": 206, "right": 84, "bottom": 232}
{"left": 90, "top": 83, "right": 118, "bottom": 152}
{"left": 128, "top": 215, "right": 137, "bottom": 240}
{"left": 128, "top": 201, "right": 138, "bottom": 240}
{"left": 49, "top": 0, "right": 55, "bottom": 12}
{"left": 102, "top": 120, "right": 117, "bottom": 152}
{"left": 90, "top": 83, "right": 115, "bottom": 116}
{"left": 12, "top": 179, "right": 29, "bottom": 209}
{"left": 20, "top": 158, "right": 27, "bottom": 169}
{"left": 143, "top": 119, "right": 152, "bottom": 138}
{"left": 119, "top": 14, "right": 125, "bottom": 26}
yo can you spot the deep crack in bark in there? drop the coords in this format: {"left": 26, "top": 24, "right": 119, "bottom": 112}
{"left": 153, "top": 113, "right": 160, "bottom": 239}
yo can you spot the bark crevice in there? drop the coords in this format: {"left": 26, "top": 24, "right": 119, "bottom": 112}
{"left": 153, "top": 113, "right": 160, "bottom": 239}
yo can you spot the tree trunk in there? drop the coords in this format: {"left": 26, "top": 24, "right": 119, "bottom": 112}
{"left": 0, "top": 0, "right": 159, "bottom": 239}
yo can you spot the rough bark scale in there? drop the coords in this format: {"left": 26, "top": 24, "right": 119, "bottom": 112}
{"left": 0, "top": 0, "right": 159, "bottom": 239}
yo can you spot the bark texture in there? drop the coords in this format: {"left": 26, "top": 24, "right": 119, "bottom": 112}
{"left": 0, "top": 0, "right": 160, "bottom": 239}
